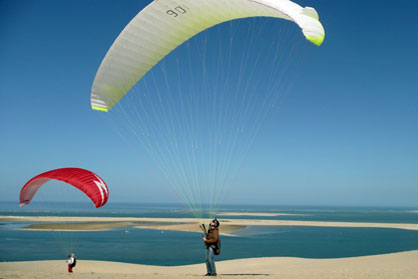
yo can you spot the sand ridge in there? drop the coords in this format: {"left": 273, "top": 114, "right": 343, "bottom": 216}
{"left": 216, "top": 212, "right": 303, "bottom": 217}
{"left": 4, "top": 216, "right": 418, "bottom": 234}
{"left": 1, "top": 250, "right": 418, "bottom": 278}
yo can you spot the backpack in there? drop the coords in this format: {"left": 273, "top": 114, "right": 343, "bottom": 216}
{"left": 214, "top": 238, "right": 221, "bottom": 255}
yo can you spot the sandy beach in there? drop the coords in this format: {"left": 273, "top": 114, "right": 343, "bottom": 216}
{"left": 1, "top": 250, "right": 418, "bottom": 279}
{"left": 216, "top": 212, "right": 303, "bottom": 217}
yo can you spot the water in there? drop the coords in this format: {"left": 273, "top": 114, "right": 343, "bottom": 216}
{"left": 1, "top": 202, "right": 418, "bottom": 265}
{"left": 3, "top": 202, "right": 418, "bottom": 223}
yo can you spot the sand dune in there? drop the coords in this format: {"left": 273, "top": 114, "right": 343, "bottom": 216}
{"left": 1, "top": 250, "right": 418, "bottom": 278}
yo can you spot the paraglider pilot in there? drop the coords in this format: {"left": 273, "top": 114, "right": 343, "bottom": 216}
{"left": 202, "top": 219, "right": 220, "bottom": 276}
{"left": 67, "top": 253, "right": 77, "bottom": 273}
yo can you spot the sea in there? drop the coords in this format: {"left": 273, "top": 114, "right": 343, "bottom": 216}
{"left": 1, "top": 201, "right": 418, "bottom": 266}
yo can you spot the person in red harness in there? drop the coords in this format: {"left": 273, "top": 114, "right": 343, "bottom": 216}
{"left": 66, "top": 253, "right": 76, "bottom": 273}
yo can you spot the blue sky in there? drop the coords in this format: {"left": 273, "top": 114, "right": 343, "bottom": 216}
{"left": 1, "top": 0, "right": 417, "bottom": 207}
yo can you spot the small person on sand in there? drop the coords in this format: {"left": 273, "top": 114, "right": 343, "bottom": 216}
{"left": 202, "top": 218, "right": 220, "bottom": 276}
{"left": 66, "top": 253, "right": 76, "bottom": 273}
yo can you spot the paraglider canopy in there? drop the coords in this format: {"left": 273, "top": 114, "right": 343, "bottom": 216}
{"left": 20, "top": 168, "right": 109, "bottom": 208}
{"left": 90, "top": 0, "right": 325, "bottom": 112}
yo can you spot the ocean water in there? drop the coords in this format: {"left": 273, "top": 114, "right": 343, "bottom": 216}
{"left": 1, "top": 202, "right": 418, "bottom": 265}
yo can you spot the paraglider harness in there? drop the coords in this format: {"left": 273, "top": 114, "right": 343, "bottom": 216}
{"left": 214, "top": 237, "right": 221, "bottom": 255}
{"left": 68, "top": 254, "right": 77, "bottom": 268}
{"left": 67, "top": 253, "right": 77, "bottom": 273}
{"left": 200, "top": 219, "right": 221, "bottom": 255}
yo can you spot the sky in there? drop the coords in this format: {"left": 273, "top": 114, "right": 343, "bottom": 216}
{"left": 1, "top": 0, "right": 417, "bottom": 207}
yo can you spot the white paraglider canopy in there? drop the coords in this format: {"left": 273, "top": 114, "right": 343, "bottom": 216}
{"left": 91, "top": 0, "right": 324, "bottom": 112}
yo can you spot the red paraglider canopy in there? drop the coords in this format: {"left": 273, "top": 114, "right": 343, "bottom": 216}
{"left": 20, "top": 168, "right": 109, "bottom": 208}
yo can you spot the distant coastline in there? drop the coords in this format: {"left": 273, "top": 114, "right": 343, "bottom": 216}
{"left": 4, "top": 215, "right": 418, "bottom": 235}
{"left": 216, "top": 212, "right": 304, "bottom": 217}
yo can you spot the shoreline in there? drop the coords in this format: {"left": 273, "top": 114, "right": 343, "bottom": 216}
{"left": 1, "top": 250, "right": 418, "bottom": 278}
{"left": 3, "top": 216, "right": 418, "bottom": 234}
{"left": 216, "top": 212, "right": 303, "bottom": 217}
